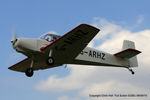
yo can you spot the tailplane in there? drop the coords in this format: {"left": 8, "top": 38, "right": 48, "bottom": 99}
{"left": 115, "top": 40, "right": 141, "bottom": 67}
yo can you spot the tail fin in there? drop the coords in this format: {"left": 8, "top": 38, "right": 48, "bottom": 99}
{"left": 123, "top": 40, "right": 140, "bottom": 67}
{"left": 114, "top": 40, "right": 141, "bottom": 67}
{"left": 122, "top": 40, "right": 135, "bottom": 50}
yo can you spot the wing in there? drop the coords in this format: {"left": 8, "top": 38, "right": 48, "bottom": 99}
{"left": 8, "top": 57, "right": 61, "bottom": 72}
{"left": 8, "top": 58, "right": 31, "bottom": 72}
{"left": 40, "top": 24, "right": 100, "bottom": 64}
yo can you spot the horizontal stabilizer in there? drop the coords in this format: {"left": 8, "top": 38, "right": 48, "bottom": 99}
{"left": 114, "top": 48, "right": 141, "bottom": 58}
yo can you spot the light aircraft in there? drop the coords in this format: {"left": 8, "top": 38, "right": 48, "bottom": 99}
{"left": 8, "top": 24, "right": 141, "bottom": 77}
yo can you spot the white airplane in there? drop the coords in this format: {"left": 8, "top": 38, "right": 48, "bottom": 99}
{"left": 8, "top": 24, "right": 141, "bottom": 77}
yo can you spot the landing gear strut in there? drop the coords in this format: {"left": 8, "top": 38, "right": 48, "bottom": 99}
{"left": 25, "top": 59, "right": 34, "bottom": 77}
{"left": 127, "top": 68, "right": 135, "bottom": 75}
{"left": 46, "top": 49, "right": 54, "bottom": 65}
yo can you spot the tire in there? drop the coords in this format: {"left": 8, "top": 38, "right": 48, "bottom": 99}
{"left": 46, "top": 57, "right": 54, "bottom": 65}
{"left": 25, "top": 68, "right": 34, "bottom": 77}
{"left": 131, "top": 71, "right": 135, "bottom": 75}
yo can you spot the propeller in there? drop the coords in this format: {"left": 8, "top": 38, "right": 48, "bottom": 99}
{"left": 12, "top": 28, "right": 17, "bottom": 41}
{"left": 11, "top": 28, "right": 18, "bottom": 45}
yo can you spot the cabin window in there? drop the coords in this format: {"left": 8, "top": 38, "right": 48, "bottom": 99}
{"left": 40, "top": 33, "right": 60, "bottom": 42}
{"left": 45, "top": 35, "right": 53, "bottom": 42}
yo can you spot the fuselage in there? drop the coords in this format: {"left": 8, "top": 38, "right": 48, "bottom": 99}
{"left": 74, "top": 47, "right": 129, "bottom": 67}
{"left": 12, "top": 36, "right": 129, "bottom": 68}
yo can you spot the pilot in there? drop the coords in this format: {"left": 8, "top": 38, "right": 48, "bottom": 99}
{"left": 45, "top": 35, "right": 53, "bottom": 42}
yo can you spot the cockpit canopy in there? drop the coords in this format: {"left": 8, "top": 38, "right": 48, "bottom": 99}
{"left": 40, "top": 33, "right": 61, "bottom": 42}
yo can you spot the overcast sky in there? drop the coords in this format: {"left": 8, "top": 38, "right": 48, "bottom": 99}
{"left": 0, "top": 0, "right": 150, "bottom": 100}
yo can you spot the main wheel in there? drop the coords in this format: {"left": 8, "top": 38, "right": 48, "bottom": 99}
{"left": 25, "top": 68, "right": 34, "bottom": 77}
{"left": 46, "top": 57, "right": 54, "bottom": 65}
{"left": 129, "top": 69, "right": 135, "bottom": 75}
{"left": 131, "top": 71, "right": 135, "bottom": 75}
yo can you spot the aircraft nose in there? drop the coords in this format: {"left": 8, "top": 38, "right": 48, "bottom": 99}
{"left": 12, "top": 38, "right": 20, "bottom": 50}
{"left": 12, "top": 38, "right": 38, "bottom": 52}
{"left": 11, "top": 39, "right": 18, "bottom": 46}
{"left": 12, "top": 38, "right": 26, "bottom": 52}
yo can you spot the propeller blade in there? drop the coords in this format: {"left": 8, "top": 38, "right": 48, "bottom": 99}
{"left": 12, "top": 28, "right": 17, "bottom": 41}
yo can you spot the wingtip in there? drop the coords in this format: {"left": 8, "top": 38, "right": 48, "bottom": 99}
{"left": 8, "top": 58, "right": 30, "bottom": 70}
{"left": 79, "top": 23, "right": 100, "bottom": 31}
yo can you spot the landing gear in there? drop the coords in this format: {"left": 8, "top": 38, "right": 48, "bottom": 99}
{"left": 46, "top": 49, "right": 54, "bottom": 65}
{"left": 25, "top": 59, "right": 34, "bottom": 77}
{"left": 25, "top": 68, "right": 34, "bottom": 77}
{"left": 46, "top": 57, "right": 54, "bottom": 65}
{"left": 128, "top": 68, "right": 135, "bottom": 75}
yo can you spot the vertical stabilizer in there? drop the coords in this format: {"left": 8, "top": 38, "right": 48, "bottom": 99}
{"left": 122, "top": 40, "right": 138, "bottom": 67}
{"left": 122, "top": 40, "right": 135, "bottom": 50}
